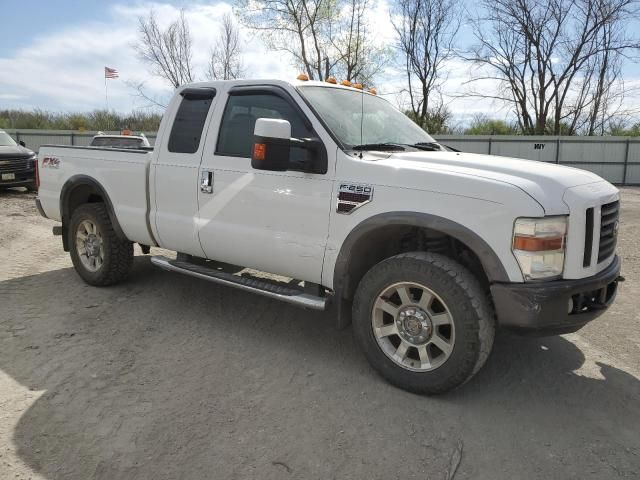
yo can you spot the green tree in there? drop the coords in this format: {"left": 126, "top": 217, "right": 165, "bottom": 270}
{"left": 464, "top": 115, "right": 518, "bottom": 135}
{"left": 405, "top": 106, "right": 454, "bottom": 134}
{"left": 0, "top": 109, "right": 162, "bottom": 131}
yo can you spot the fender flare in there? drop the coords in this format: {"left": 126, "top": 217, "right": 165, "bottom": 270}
{"left": 331, "top": 212, "right": 510, "bottom": 328}
{"left": 59, "top": 175, "right": 127, "bottom": 251}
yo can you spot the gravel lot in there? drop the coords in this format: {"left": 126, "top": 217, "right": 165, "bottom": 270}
{"left": 1, "top": 187, "right": 639, "bottom": 480}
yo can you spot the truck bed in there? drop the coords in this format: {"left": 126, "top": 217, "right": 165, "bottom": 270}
{"left": 37, "top": 145, "right": 156, "bottom": 246}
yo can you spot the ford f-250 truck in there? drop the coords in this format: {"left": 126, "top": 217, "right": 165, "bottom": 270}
{"left": 35, "top": 78, "right": 622, "bottom": 394}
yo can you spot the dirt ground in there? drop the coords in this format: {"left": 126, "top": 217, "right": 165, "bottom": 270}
{"left": 0, "top": 188, "right": 639, "bottom": 480}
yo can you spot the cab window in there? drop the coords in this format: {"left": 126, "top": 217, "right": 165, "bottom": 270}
{"left": 168, "top": 95, "right": 214, "bottom": 154}
{"left": 216, "top": 93, "right": 314, "bottom": 164}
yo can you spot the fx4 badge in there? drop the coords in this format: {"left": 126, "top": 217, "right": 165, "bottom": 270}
{"left": 337, "top": 183, "right": 373, "bottom": 214}
{"left": 42, "top": 156, "right": 61, "bottom": 168}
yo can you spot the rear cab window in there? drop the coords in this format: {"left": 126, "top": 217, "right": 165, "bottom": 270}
{"left": 91, "top": 137, "right": 144, "bottom": 149}
{"left": 168, "top": 88, "right": 217, "bottom": 154}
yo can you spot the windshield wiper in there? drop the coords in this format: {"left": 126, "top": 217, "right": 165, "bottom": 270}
{"left": 411, "top": 142, "right": 443, "bottom": 151}
{"left": 352, "top": 142, "right": 407, "bottom": 151}
{"left": 351, "top": 142, "right": 445, "bottom": 152}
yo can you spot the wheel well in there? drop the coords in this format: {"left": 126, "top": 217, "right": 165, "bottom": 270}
{"left": 60, "top": 178, "right": 125, "bottom": 251}
{"left": 67, "top": 184, "right": 105, "bottom": 219}
{"left": 338, "top": 225, "right": 491, "bottom": 302}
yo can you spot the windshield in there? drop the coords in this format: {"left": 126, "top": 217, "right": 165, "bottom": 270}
{"left": 0, "top": 131, "right": 17, "bottom": 147}
{"left": 298, "top": 86, "right": 436, "bottom": 149}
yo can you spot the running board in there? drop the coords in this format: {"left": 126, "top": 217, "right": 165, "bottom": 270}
{"left": 150, "top": 256, "right": 328, "bottom": 310}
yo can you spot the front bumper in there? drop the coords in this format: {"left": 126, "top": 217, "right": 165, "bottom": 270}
{"left": 491, "top": 256, "right": 621, "bottom": 335}
{"left": 0, "top": 169, "right": 35, "bottom": 187}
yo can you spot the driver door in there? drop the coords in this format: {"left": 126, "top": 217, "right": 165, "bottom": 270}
{"left": 196, "top": 86, "right": 335, "bottom": 283}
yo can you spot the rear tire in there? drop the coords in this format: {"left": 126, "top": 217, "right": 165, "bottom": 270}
{"left": 352, "top": 252, "right": 495, "bottom": 394}
{"left": 69, "top": 203, "right": 133, "bottom": 286}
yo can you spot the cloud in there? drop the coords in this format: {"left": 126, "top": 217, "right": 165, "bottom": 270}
{"left": 0, "top": 0, "right": 503, "bottom": 120}
{"left": 0, "top": 1, "right": 296, "bottom": 113}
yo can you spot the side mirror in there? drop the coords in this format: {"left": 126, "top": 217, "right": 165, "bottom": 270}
{"left": 251, "top": 118, "right": 292, "bottom": 171}
{"left": 251, "top": 118, "right": 324, "bottom": 173}
{"left": 19, "top": 141, "right": 26, "bottom": 147}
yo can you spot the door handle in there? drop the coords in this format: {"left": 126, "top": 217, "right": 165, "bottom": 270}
{"left": 200, "top": 170, "right": 213, "bottom": 194}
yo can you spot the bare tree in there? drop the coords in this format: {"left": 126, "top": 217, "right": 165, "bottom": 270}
{"left": 332, "top": 0, "right": 388, "bottom": 83}
{"left": 208, "top": 13, "right": 244, "bottom": 80}
{"left": 136, "top": 9, "right": 195, "bottom": 88}
{"left": 464, "top": 0, "right": 640, "bottom": 135}
{"left": 235, "top": 0, "right": 339, "bottom": 80}
{"left": 393, "top": 0, "right": 461, "bottom": 129}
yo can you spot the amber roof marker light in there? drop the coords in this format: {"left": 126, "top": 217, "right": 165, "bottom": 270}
{"left": 297, "top": 73, "right": 309, "bottom": 81}
{"left": 325, "top": 76, "right": 337, "bottom": 84}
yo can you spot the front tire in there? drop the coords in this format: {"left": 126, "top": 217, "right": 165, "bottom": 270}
{"left": 352, "top": 252, "right": 495, "bottom": 394}
{"left": 69, "top": 203, "right": 133, "bottom": 286}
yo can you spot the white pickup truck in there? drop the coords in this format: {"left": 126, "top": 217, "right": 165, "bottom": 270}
{"left": 36, "top": 78, "right": 622, "bottom": 394}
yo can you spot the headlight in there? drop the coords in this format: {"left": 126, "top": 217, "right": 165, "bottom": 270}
{"left": 512, "top": 216, "right": 567, "bottom": 281}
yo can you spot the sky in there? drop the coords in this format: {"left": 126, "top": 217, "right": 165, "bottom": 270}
{"left": 1, "top": 0, "right": 640, "bottom": 125}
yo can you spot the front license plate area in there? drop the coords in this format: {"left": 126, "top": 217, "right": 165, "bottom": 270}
{"left": 1, "top": 173, "right": 16, "bottom": 181}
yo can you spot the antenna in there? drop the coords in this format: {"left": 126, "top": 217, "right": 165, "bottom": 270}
{"left": 359, "top": 80, "right": 364, "bottom": 158}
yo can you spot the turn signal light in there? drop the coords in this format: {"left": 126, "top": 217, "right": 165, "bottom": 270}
{"left": 297, "top": 73, "right": 309, "bottom": 81}
{"left": 513, "top": 235, "right": 564, "bottom": 252}
{"left": 253, "top": 143, "right": 266, "bottom": 161}
{"left": 325, "top": 76, "right": 337, "bottom": 84}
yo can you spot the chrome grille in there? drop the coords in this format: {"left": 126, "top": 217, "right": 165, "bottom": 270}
{"left": 0, "top": 157, "right": 29, "bottom": 173}
{"left": 598, "top": 200, "right": 619, "bottom": 263}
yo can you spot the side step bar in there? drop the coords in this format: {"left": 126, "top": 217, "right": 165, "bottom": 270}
{"left": 150, "top": 256, "right": 329, "bottom": 311}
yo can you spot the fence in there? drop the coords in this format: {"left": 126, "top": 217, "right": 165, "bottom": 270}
{"left": 436, "top": 135, "right": 640, "bottom": 186}
{"left": 5, "top": 130, "right": 158, "bottom": 150}
{"left": 5, "top": 130, "right": 640, "bottom": 185}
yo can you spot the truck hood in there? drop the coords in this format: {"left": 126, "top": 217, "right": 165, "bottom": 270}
{"left": 0, "top": 145, "right": 35, "bottom": 159}
{"left": 367, "top": 150, "right": 606, "bottom": 214}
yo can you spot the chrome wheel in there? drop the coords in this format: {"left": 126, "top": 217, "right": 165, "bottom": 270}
{"left": 372, "top": 282, "right": 455, "bottom": 372}
{"left": 75, "top": 219, "right": 104, "bottom": 272}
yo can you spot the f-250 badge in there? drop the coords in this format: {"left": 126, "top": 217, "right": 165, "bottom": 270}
{"left": 337, "top": 183, "right": 373, "bottom": 214}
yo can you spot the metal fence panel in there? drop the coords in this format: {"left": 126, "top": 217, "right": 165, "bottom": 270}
{"left": 625, "top": 164, "right": 640, "bottom": 184}
{"left": 490, "top": 137, "right": 558, "bottom": 163}
{"left": 559, "top": 138, "right": 627, "bottom": 164}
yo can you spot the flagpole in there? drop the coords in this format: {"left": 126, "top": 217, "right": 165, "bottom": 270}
{"left": 105, "top": 74, "right": 108, "bottom": 111}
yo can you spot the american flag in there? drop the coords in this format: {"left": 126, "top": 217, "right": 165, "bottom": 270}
{"left": 104, "top": 67, "right": 119, "bottom": 79}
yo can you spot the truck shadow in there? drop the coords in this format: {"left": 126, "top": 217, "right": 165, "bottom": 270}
{"left": 1, "top": 257, "right": 639, "bottom": 479}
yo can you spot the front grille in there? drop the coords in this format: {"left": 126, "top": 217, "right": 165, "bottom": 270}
{"left": 0, "top": 157, "right": 29, "bottom": 173}
{"left": 598, "top": 200, "right": 619, "bottom": 263}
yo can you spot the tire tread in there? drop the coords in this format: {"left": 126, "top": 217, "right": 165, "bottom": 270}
{"left": 352, "top": 251, "right": 495, "bottom": 394}
{"left": 69, "top": 203, "right": 133, "bottom": 286}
